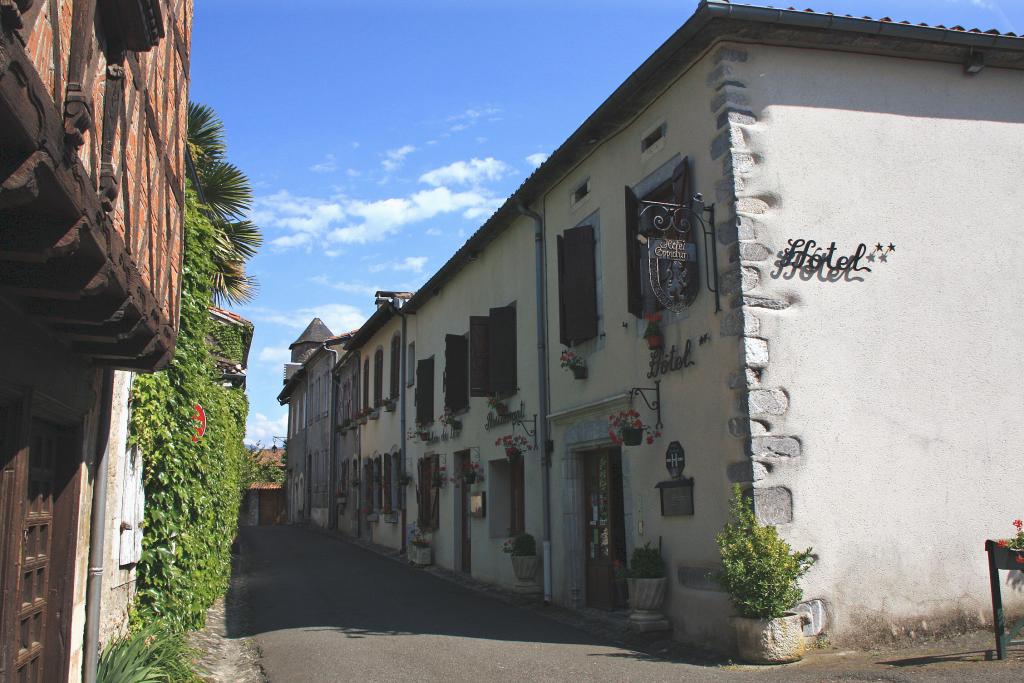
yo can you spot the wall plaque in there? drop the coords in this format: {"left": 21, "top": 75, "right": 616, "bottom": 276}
{"left": 656, "top": 479, "right": 694, "bottom": 516}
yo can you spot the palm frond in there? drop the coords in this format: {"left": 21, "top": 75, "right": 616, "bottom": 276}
{"left": 211, "top": 256, "right": 259, "bottom": 306}
{"left": 216, "top": 219, "right": 263, "bottom": 262}
{"left": 187, "top": 101, "right": 226, "bottom": 168}
{"left": 200, "top": 161, "right": 253, "bottom": 221}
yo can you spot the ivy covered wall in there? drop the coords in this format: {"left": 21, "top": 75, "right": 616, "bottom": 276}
{"left": 129, "top": 190, "right": 250, "bottom": 631}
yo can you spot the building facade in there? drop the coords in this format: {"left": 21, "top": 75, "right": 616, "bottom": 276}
{"left": 0, "top": 0, "right": 192, "bottom": 679}
{"left": 294, "top": 1, "right": 1024, "bottom": 651}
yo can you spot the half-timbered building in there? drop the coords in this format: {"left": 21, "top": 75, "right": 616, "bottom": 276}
{"left": 0, "top": 0, "right": 192, "bottom": 678}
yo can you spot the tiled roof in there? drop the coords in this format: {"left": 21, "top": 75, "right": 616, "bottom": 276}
{"left": 252, "top": 449, "right": 285, "bottom": 467}
{"left": 289, "top": 318, "right": 334, "bottom": 349}
{"left": 248, "top": 481, "right": 283, "bottom": 490}
{"left": 208, "top": 306, "right": 252, "bottom": 326}
{"left": 713, "top": 1, "right": 1020, "bottom": 37}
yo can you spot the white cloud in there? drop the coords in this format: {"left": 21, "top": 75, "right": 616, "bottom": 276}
{"left": 308, "top": 276, "right": 380, "bottom": 296}
{"left": 310, "top": 154, "right": 337, "bottom": 173}
{"left": 326, "top": 187, "right": 495, "bottom": 244}
{"left": 368, "top": 256, "right": 428, "bottom": 274}
{"left": 257, "top": 345, "right": 290, "bottom": 364}
{"left": 345, "top": 168, "right": 361, "bottom": 178}
{"left": 351, "top": 141, "right": 360, "bottom": 149}
{"left": 244, "top": 303, "right": 367, "bottom": 334}
{"left": 526, "top": 152, "right": 548, "bottom": 168}
{"left": 246, "top": 411, "right": 288, "bottom": 447}
{"left": 381, "top": 144, "right": 416, "bottom": 172}
{"left": 419, "top": 157, "right": 511, "bottom": 187}
{"left": 425, "top": 228, "right": 443, "bottom": 236}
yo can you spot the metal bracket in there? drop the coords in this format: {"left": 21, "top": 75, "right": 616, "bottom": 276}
{"left": 628, "top": 379, "right": 662, "bottom": 430}
{"left": 695, "top": 195, "right": 721, "bottom": 314}
{"left": 512, "top": 413, "right": 538, "bottom": 450}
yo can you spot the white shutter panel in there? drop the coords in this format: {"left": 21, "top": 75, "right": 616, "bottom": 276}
{"left": 119, "top": 446, "right": 144, "bottom": 565}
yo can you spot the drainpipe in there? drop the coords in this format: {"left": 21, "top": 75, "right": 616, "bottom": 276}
{"left": 517, "top": 203, "right": 553, "bottom": 605}
{"left": 390, "top": 301, "right": 410, "bottom": 553}
{"left": 325, "top": 344, "right": 339, "bottom": 529}
{"left": 83, "top": 367, "right": 116, "bottom": 683}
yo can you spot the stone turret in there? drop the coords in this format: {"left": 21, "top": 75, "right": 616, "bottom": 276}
{"left": 289, "top": 318, "right": 334, "bottom": 363}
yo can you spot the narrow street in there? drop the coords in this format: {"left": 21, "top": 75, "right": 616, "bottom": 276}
{"left": 228, "top": 526, "right": 1024, "bottom": 683}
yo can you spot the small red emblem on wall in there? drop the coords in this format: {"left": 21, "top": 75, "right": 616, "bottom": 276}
{"left": 192, "top": 404, "right": 207, "bottom": 442}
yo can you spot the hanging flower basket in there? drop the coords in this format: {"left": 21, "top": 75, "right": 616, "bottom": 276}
{"left": 643, "top": 312, "right": 664, "bottom": 350}
{"left": 488, "top": 395, "right": 510, "bottom": 416}
{"left": 496, "top": 434, "right": 530, "bottom": 462}
{"left": 560, "top": 348, "right": 587, "bottom": 380}
{"left": 450, "top": 460, "right": 485, "bottom": 486}
{"left": 439, "top": 407, "right": 462, "bottom": 432}
{"left": 608, "top": 409, "right": 660, "bottom": 446}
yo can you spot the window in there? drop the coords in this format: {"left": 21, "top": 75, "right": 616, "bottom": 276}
{"left": 389, "top": 334, "right": 401, "bottom": 400}
{"left": 391, "top": 452, "right": 402, "bottom": 511}
{"left": 341, "top": 379, "right": 351, "bottom": 421}
{"left": 362, "top": 358, "right": 370, "bottom": 411}
{"left": 571, "top": 178, "right": 590, "bottom": 206}
{"left": 626, "top": 156, "right": 694, "bottom": 316}
{"left": 557, "top": 225, "right": 599, "bottom": 345}
{"left": 444, "top": 333, "right": 469, "bottom": 411}
{"left": 469, "top": 304, "right": 516, "bottom": 398}
{"left": 374, "top": 456, "right": 382, "bottom": 511}
{"left": 415, "top": 357, "right": 434, "bottom": 424}
{"left": 510, "top": 455, "right": 525, "bottom": 536}
{"left": 486, "top": 458, "right": 524, "bottom": 538}
{"left": 640, "top": 122, "right": 666, "bottom": 153}
{"left": 373, "top": 347, "right": 384, "bottom": 408}
{"left": 382, "top": 452, "right": 393, "bottom": 514}
{"left": 407, "top": 342, "right": 416, "bottom": 387}
{"left": 417, "top": 454, "right": 441, "bottom": 530}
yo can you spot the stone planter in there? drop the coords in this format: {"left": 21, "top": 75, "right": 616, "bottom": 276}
{"left": 511, "top": 555, "right": 541, "bottom": 595}
{"left": 732, "top": 613, "right": 808, "bottom": 664}
{"left": 627, "top": 577, "right": 670, "bottom": 632}
{"left": 409, "top": 544, "right": 432, "bottom": 567}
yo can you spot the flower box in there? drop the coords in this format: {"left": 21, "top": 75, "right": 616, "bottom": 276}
{"left": 990, "top": 543, "right": 1024, "bottom": 570}
{"left": 409, "top": 543, "right": 432, "bottom": 566}
{"left": 384, "top": 399, "right": 397, "bottom": 412}
{"left": 571, "top": 365, "right": 588, "bottom": 380}
{"left": 369, "top": 409, "right": 380, "bottom": 420}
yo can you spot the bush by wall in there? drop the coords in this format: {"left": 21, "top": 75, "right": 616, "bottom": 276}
{"left": 129, "top": 190, "right": 250, "bottom": 631}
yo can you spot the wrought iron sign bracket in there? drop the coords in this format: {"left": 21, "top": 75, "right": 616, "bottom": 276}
{"left": 628, "top": 379, "right": 662, "bottom": 430}
{"left": 512, "top": 413, "right": 538, "bottom": 451}
{"left": 696, "top": 195, "right": 722, "bottom": 314}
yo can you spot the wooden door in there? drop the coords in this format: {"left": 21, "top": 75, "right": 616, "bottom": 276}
{"left": 259, "top": 490, "right": 285, "bottom": 525}
{"left": 583, "top": 448, "right": 627, "bottom": 610}
{"left": 457, "top": 451, "right": 471, "bottom": 573}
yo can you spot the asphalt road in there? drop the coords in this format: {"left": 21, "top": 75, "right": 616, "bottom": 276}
{"left": 230, "top": 525, "right": 1024, "bottom": 683}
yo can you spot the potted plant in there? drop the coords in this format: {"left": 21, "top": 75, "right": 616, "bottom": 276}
{"left": 608, "top": 409, "right": 660, "bottom": 446}
{"left": 503, "top": 533, "right": 540, "bottom": 594}
{"left": 488, "top": 394, "right": 510, "bottom": 417}
{"left": 409, "top": 530, "right": 432, "bottom": 566}
{"left": 397, "top": 472, "right": 415, "bottom": 487}
{"left": 495, "top": 434, "right": 530, "bottom": 462}
{"left": 716, "top": 485, "right": 816, "bottom": 664}
{"left": 991, "top": 518, "right": 1024, "bottom": 568}
{"left": 409, "top": 420, "right": 432, "bottom": 442}
{"left": 356, "top": 407, "right": 370, "bottom": 425}
{"left": 642, "top": 312, "right": 663, "bottom": 350}
{"left": 450, "top": 460, "right": 484, "bottom": 486}
{"left": 439, "top": 406, "right": 462, "bottom": 432}
{"left": 625, "top": 543, "right": 670, "bottom": 631}
{"left": 383, "top": 397, "right": 397, "bottom": 412}
{"left": 560, "top": 348, "right": 587, "bottom": 380}
{"left": 431, "top": 465, "right": 448, "bottom": 489}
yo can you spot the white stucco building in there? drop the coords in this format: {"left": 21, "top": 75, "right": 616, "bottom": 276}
{"left": 288, "top": 1, "right": 1024, "bottom": 651}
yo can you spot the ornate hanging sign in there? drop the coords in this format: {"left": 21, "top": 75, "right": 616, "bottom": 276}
{"left": 641, "top": 202, "right": 700, "bottom": 313}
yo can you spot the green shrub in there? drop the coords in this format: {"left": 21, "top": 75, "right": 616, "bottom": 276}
{"left": 628, "top": 542, "right": 665, "bottom": 579}
{"left": 503, "top": 533, "right": 537, "bottom": 556}
{"left": 715, "top": 485, "right": 815, "bottom": 619}
{"left": 97, "top": 625, "right": 200, "bottom": 683}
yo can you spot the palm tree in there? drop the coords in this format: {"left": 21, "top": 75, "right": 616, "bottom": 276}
{"left": 187, "top": 102, "right": 262, "bottom": 305}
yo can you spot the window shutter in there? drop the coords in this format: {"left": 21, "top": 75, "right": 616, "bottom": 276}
{"left": 390, "top": 335, "right": 401, "bottom": 400}
{"left": 374, "top": 349, "right": 384, "bottom": 407}
{"left": 444, "top": 334, "right": 469, "bottom": 411}
{"left": 561, "top": 225, "right": 599, "bottom": 344}
{"left": 362, "top": 358, "right": 370, "bottom": 410}
{"left": 671, "top": 156, "right": 691, "bottom": 207}
{"left": 415, "top": 357, "right": 434, "bottom": 424}
{"left": 488, "top": 305, "right": 517, "bottom": 395}
{"left": 431, "top": 454, "right": 441, "bottom": 529}
{"left": 469, "top": 316, "right": 490, "bottom": 397}
{"left": 625, "top": 186, "right": 642, "bottom": 318}
{"left": 119, "top": 446, "right": 144, "bottom": 566}
{"left": 510, "top": 455, "right": 525, "bottom": 537}
{"left": 556, "top": 235, "right": 568, "bottom": 346}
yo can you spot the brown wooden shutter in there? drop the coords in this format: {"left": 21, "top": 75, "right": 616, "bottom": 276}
{"left": 561, "top": 225, "right": 598, "bottom": 344}
{"left": 415, "top": 357, "right": 434, "bottom": 424}
{"left": 362, "top": 358, "right": 370, "bottom": 409}
{"left": 444, "top": 334, "right": 469, "bottom": 411}
{"left": 469, "top": 316, "right": 491, "bottom": 397}
{"left": 671, "top": 156, "right": 691, "bottom": 207}
{"left": 488, "top": 305, "right": 517, "bottom": 395}
{"left": 431, "top": 454, "right": 441, "bottom": 529}
{"left": 625, "top": 186, "right": 642, "bottom": 318}
{"left": 373, "top": 348, "right": 384, "bottom": 407}
{"left": 389, "top": 335, "right": 401, "bottom": 400}
{"left": 510, "top": 456, "right": 525, "bottom": 536}
{"left": 556, "top": 235, "right": 568, "bottom": 346}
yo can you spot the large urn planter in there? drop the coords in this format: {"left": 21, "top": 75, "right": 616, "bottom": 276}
{"left": 732, "top": 613, "right": 808, "bottom": 664}
{"left": 409, "top": 544, "right": 432, "bottom": 567}
{"left": 627, "top": 577, "right": 670, "bottom": 632}
{"left": 511, "top": 555, "right": 540, "bottom": 594}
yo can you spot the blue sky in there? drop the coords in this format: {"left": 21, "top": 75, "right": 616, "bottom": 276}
{"left": 188, "top": 1, "right": 1021, "bottom": 445}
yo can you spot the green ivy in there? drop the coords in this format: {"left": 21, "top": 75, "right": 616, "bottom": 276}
{"left": 209, "top": 318, "right": 252, "bottom": 364}
{"left": 129, "top": 188, "right": 250, "bottom": 632}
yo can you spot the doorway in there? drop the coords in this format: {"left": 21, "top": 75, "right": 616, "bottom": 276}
{"left": 455, "top": 450, "right": 471, "bottom": 573}
{"left": 583, "top": 447, "right": 627, "bottom": 610}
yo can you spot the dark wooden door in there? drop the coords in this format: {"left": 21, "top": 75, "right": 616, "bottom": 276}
{"left": 457, "top": 452, "right": 471, "bottom": 573}
{"left": 584, "top": 448, "right": 627, "bottom": 610}
{"left": 259, "top": 489, "right": 285, "bottom": 525}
